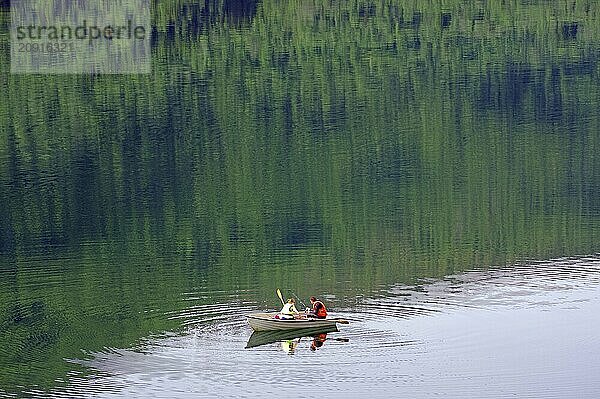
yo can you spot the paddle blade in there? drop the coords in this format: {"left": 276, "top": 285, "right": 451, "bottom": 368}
{"left": 276, "top": 288, "right": 285, "bottom": 305}
{"left": 336, "top": 319, "right": 349, "bottom": 324}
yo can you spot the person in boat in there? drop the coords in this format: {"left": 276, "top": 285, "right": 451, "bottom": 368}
{"left": 307, "top": 296, "right": 328, "bottom": 319}
{"left": 277, "top": 298, "right": 299, "bottom": 320}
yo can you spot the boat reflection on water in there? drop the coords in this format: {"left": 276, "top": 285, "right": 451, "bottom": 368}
{"left": 309, "top": 332, "right": 328, "bottom": 352}
{"left": 245, "top": 326, "right": 348, "bottom": 354}
{"left": 280, "top": 339, "right": 299, "bottom": 354}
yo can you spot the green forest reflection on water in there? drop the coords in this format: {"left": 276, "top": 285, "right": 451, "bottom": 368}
{"left": 1, "top": 0, "right": 600, "bottom": 395}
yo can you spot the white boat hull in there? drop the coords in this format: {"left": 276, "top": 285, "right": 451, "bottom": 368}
{"left": 246, "top": 312, "right": 346, "bottom": 332}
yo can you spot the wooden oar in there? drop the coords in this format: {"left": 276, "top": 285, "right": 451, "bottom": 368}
{"left": 326, "top": 318, "right": 349, "bottom": 324}
{"left": 334, "top": 319, "right": 349, "bottom": 324}
{"left": 276, "top": 288, "right": 285, "bottom": 306}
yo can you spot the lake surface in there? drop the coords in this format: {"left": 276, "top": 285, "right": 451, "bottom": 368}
{"left": 1, "top": 1, "right": 600, "bottom": 398}
{"left": 5, "top": 255, "right": 600, "bottom": 399}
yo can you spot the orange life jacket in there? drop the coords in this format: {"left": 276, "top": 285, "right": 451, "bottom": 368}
{"left": 313, "top": 301, "right": 328, "bottom": 318}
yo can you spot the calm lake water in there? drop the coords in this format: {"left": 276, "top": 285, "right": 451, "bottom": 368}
{"left": 1, "top": 1, "right": 600, "bottom": 398}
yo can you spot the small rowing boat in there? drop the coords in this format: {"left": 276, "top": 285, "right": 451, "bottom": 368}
{"left": 246, "top": 312, "right": 349, "bottom": 332}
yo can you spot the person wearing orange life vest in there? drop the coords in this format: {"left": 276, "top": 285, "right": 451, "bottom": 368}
{"left": 307, "top": 296, "right": 328, "bottom": 319}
